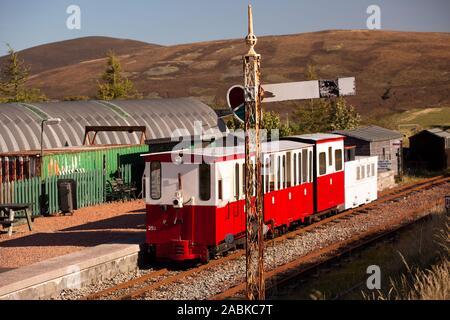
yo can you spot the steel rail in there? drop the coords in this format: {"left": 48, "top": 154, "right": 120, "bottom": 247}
{"left": 211, "top": 201, "right": 443, "bottom": 300}
{"left": 83, "top": 175, "right": 448, "bottom": 300}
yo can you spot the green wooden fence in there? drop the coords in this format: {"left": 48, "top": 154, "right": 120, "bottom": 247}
{"left": 0, "top": 164, "right": 134, "bottom": 217}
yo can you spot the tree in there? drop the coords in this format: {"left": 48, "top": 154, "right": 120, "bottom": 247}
{"left": 96, "top": 51, "right": 141, "bottom": 100}
{"left": 226, "top": 110, "right": 292, "bottom": 139}
{"left": 328, "top": 97, "right": 361, "bottom": 131}
{"left": 0, "top": 44, "right": 47, "bottom": 103}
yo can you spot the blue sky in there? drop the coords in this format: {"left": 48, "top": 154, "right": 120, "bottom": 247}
{"left": 1, "top": 0, "right": 449, "bottom": 55}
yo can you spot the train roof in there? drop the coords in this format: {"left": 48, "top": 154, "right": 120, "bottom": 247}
{"left": 142, "top": 140, "right": 312, "bottom": 162}
{"left": 283, "top": 133, "right": 344, "bottom": 143}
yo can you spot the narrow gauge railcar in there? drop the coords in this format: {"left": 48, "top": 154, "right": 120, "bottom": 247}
{"left": 283, "top": 134, "right": 346, "bottom": 214}
{"left": 142, "top": 140, "right": 315, "bottom": 262}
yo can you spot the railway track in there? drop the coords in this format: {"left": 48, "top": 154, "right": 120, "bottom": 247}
{"left": 82, "top": 175, "right": 449, "bottom": 300}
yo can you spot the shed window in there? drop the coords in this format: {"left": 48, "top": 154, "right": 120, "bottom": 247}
{"left": 199, "top": 163, "right": 211, "bottom": 201}
{"left": 150, "top": 161, "right": 161, "bottom": 200}
{"left": 319, "top": 152, "right": 326, "bottom": 175}
{"left": 335, "top": 149, "right": 343, "bottom": 171}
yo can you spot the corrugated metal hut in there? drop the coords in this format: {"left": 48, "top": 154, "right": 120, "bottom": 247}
{"left": 0, "top": 98, "right": 226, "bottom": 182}
{"left": 333, "top": 125, "right": 404, "bottom": 176}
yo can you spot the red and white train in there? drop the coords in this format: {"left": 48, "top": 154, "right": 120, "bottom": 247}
{"left": 142, "top": 134, "right": 378, "bottom": 262}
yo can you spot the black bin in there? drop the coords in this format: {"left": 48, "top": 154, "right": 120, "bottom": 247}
{"left": 57, "top": 179, "right": 77, "bottom": 214}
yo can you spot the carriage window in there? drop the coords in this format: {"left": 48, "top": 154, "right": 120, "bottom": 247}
{"left": 199, "top": 163, "right": 211, "bottom": 201}
{"left": 293, "top": 153, "right": 297, "bottom": 186}
{"left": 356, "top": 167, "right": 360, "bottom": 180}
{"left": 298, "top": 153, "right": 302, "bottom": 185}
{"left": 302, "top": 149, "right": 308, "bottom": 183}
{"left": 319, "top": 152, "right": 326, "bottom": 175}
{"left": 283, "top": 155, "right": 287, "bottom": 189}
{"left": 242, "top": 164, "right": 245, "bottom": 196}
{"left": 309, "top": 151, "right": 313, "bottom": 182}
{"left": 328, "top": 147, "right": 333, "bottom": 166}
{"left": 265, "top": 158, "right": 270, "bottom": 193}
{"left": 367, "top": 164, "right": 371, "bottom": 177}
{"left": 235, "top": 163, "right": 240, "bottom": 199}
{"left": 251, "top": 160, "right": 256, "bottom": 196}
{"left": 277, "top": 156, "right": 281, "bottom": 190}
{"left": 218, "top": 179, "right": 223, "bottom": 200}
{"left": 361, "top": 166, "right": 365, "bottom": 179}
{"left": 269, "top": 156, "right": 276, "bottom": 192}
{"left": 150, "top": 161, "right": 161, "bottom": 200}
{"left": 335, "top": 149, "right": 343, "bottom": 171}
{"left": 371, "top": 163, "right": 375, "bottom": 176}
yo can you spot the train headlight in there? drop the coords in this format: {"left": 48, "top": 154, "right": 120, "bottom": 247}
{"left": 174, "top": 155, "right": 183, "bottom": 166}
{"left": 173, "top": 190, "right": 184, "bottom": 208}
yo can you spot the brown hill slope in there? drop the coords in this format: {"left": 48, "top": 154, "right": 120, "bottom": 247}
{"left": 10, "top": 30, "right": 450, "bottom": 119}
{"left": 0, "top": 36, "right": 158, "bottom": 75}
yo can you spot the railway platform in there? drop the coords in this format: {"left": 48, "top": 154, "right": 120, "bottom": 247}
{"left": 0, "top": 200, "right": 146, "bottom": 299}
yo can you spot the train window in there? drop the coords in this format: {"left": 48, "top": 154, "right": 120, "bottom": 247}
{"left": 309, "top": 151, "right": 313, "bottom": 182}
{"left": 298, "top": 153, "right": 302, "bottom": 185}
{"left": 199, "top": 163, "right": 211, "bottom": 201}
{"left": 302, "top": 149, "right": 308, "bottom": 183}
{"left": 218, "top": 179, "right": 223, "bottom": 201}
{"left": 277, "top": 156, "right": 281, "bottom": 190}
{"left": 235, "top": 163, "right": 240, "bottom": 199}
{"left": 356, "top": 167, "right": 360, "bottom": 180}
{"left": 293, "top": 153, "right": 297, "bottom": 186}
{"left": 319, "top": 152, "right": 326, "bottom": 175}
{"left": 361, "top": 166, "right": 365, "bottom": 179}
{"left": 367, "top": 164, "right": 371, "bottom": 177}
{"left": 150, "top": 161, "right": 161, "bottom": 200}
{"left": 283, "top": 155, "right": 287, "bottom": 189}
{"left": 328, "top": 147, "right": 333, "bottom": 166}
{"left": 270, "top": 155, "right": 276, "bottom": 192}
{"left": 265, "top": 158, "right": 270, "bottom": 192}
{"left": 242, "top": 164, "right": 245, "bottom": 196}
{"left": 335, "top": 149, "right": 343, "bottom": 171}
{"left": 371, "top": 163, "right": 375, "bottom": 176}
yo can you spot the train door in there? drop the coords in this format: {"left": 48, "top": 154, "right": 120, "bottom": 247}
{"left": 232, "top": 162, "right": 244, "bottom": 236}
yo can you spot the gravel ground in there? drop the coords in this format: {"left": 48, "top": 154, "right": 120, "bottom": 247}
{"left": 0, "top": 200, "right": 146, "bottom": 269}
{"left": 56, "top": 183, "right": 449, "bottom": 300}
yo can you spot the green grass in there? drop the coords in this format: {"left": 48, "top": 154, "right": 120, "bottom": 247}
{"left": 372, "top": 107, "right": 450, "bottom": 137}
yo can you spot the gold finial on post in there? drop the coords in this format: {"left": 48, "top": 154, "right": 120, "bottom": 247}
{"left": 245, "top": 5, "right": 258, "bottom": 57}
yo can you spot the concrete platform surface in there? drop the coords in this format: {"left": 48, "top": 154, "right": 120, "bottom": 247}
{"left": 0, "top": 238, "right": 143, "bottom": 300}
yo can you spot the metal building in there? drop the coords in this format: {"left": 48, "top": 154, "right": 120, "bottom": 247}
{"left": 333, "top": 125, "right": 404, "bottom": 176}
{"left": 0, "top": 98, "right": 226, "bottom": 153}
{"left": 409, "top": 128, "right": 450, "bottom": 171}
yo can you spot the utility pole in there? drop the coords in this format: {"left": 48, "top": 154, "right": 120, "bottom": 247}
{"left": 244, "top": 5, "right": 264, "bottom": 300}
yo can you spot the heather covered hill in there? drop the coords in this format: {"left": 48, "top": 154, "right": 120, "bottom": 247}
{"left": 3, "top": 30, "right": 450, "bottom": 119}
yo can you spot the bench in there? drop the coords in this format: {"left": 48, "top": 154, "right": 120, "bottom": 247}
{"left": 106, "top": 178, "right": 137, "bottom": 202}
{"left": 0, "top": 204, "right": 33, "bottom": 236}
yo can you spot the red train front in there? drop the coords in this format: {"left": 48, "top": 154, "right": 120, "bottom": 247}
{"left": 142, "top": 134, "right": 360, "bottom": 262}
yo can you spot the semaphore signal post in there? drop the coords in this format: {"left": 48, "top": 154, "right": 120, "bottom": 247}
{"left": 243, "top": 5, "right": 265, "bottom": 300}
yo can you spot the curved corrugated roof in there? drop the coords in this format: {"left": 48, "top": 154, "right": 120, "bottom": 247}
{"left": 0, "top": 98, "right": 226, "bottom": 153}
